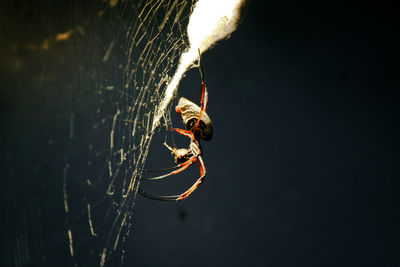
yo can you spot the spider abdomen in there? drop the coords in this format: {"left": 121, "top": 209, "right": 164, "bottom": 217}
{"left": 175, "top": 97, "right": 213, "bottom": 141}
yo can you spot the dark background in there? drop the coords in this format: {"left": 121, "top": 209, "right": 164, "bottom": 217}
{"left": 1, "top": 1, "right": 399, "bottom": 266}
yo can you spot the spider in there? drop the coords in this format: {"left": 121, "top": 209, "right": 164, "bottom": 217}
{"left": 138, "top": 51, "right": 213, "bottom": 201}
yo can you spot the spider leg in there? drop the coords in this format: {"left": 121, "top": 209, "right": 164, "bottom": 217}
{"left": 141, "top": 155, "right": 196, "bottom": 180}
{"left": 141, "top": 165, "right": 180, "bottom": 173}
{"left": 139, "top": 141, "right": 179, "bottom": 174}
{"left": 197, "top": 49, "right": 208, "bottom": 111}
{"left": 194, "top": 50, "right": 208, "bottom": 131}
{"left": 137, "top": 188, "right": 182, "bottom": 201}
{"left": 163, "top": 141, "right": 174, "bottom": 152}
{"left": 176, "top": 155, "right": 207, "bottom": 201}
{"left": 138, "top": 155, "right": 207, "bottom": 201}
{"left": 170, "top": 127, "right": 196, "bottom": 141}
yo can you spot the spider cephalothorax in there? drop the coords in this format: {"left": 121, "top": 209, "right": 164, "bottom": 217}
{"left": 138, "top": 51, "right": 211, "bottom": 201}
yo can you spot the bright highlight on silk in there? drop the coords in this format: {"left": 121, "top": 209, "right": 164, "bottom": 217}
{"left": 152, "top": 0, "right": 245, "bottom": 131}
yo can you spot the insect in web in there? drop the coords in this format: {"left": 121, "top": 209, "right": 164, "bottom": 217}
{"left": 139, "top": 51, "right": 213, "bottom": 201}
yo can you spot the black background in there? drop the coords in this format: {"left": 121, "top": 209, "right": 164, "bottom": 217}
{"left": 1, "top": 1, "right": 399, "bottom": 266}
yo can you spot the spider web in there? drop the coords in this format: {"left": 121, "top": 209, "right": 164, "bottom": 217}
{"left": 60, "top": 1, "right": 197, "bottom": 265}
{"left": 1, "top": 0, "right": 244, "bottom": 266}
